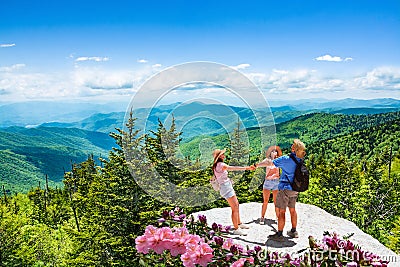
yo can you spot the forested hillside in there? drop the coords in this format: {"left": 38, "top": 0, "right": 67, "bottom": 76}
{"left": 275, "top": 111, "right": 400, "bottom": 148}
{"left": 299, "top": 119, "right": 400, "bottom": 250}
{"left": 2, "top": 111, "right": 399, "bottom": 194}
{"left": 0, "top": 127, "right": 115, "bottom": 192}
{"left": 1, "top": 113, "right": 399, "bottom": 266}
{"left": 180, "top": 111, "right": 400, "bottom": 157}
{"left": 308, "top": 118, "right": 400, "bottom": 161}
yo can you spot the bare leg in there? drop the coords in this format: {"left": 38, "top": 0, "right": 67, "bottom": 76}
{"left": 227, "top": 195, "right": 240, "bottom": 229}
{"left": 288, "top": 207, "right": 297, "bottom": 229}
{"left": 278, "top": 208, "right": 286, "bottom": 232}
{"left": 272, "top": 190, "right": 279, "bottom": 219}
{"left": 261, "top": 189, "right": 271, "bottom": 219}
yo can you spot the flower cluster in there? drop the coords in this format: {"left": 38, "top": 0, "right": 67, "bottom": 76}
{"left": 135, "top": 208, "right": 391, "bottom": 267}
{"left": 309, "top": 232, "right": 389, "bottom": 267}
{"left": 135, "top": 225, "right": 213, "bottom": 267}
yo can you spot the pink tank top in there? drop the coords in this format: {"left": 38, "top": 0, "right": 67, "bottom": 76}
{"left": 214, "top": 162, "right": 230, "bottom": 184}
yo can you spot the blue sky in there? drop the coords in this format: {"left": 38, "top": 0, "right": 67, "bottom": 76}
{"left": 1, "top": 0, "right": 399, "bottom": 104}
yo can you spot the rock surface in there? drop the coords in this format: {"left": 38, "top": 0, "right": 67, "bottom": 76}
{"left": 192, "top": 202, "right": 399, "bottom": 266}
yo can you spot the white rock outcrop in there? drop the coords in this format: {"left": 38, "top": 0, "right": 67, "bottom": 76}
{"left": 192, "top": 202, "right": 399, "bottom": 266}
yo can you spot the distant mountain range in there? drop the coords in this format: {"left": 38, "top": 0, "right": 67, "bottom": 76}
{"left": 1, "top": 98, "right": 400, "bottom": 130}
{"left": 0, "top": 101, "right": 128, "bottom": 128}
{"left": 268, "top": 97, "right": 400, "bottom": 110}
{"left": 39, "top": 102, "right": 299, "bottom": 139}
{"left": 1, "top": 98, "right": 394, "bottom": 140}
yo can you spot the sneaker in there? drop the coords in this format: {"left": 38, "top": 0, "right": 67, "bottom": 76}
{"left": 268, "top": 232, "right": 284, "bottom": 241}
{"left": 287, "top": 230, "right": 299, "bottom": 238}
{"left": 239, "top": 223, "right": 250, "bottom": 229}
{"left": 232, "top": 229, "right": 247, "bottom": 236}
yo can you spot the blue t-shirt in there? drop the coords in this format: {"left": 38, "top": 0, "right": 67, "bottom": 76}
{"left": 273, "top": 152, "right": 300, "bottom": 191}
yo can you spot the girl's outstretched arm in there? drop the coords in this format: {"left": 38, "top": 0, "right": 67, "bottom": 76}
{"left": 256, "top": 158, "right": 273, "bottom": 167}
{"left": 225, "top": 165, "right": 255, "bottom": 171}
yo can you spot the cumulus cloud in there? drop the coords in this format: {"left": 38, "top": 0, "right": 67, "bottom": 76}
{"left": 72, "top": 68, "right": 137, "bottom": 90}
{"left": 231, "top": 63, "right": 251, "bottom": 70}
{"left": 1, "top": 63, "right": 398, "bottom": 102}
{"left": 152, "top": 63, "right": 162, "bottom": 68}
{"left": 0, "top": 43, "right": 16, "bottom": 48}
{"left": 354, "top": 66, "right": 400, "bottom": 91}
{"left": 0, "top": 64, "right": 26, "bottom": 72}
{"left": 314, "top": 54, "right": 353, "bottom": 62}
{"left": 0, "top": 66, "right": 147, "bottom": 101}
{"left": 0, "top": 71, "right": 79, "bottom": 100}
{"left": 138, "top": 59, "right": 148, "bottom": 63}
{"left": 75, "top": 56, "right": 110, "bottom": 62}
{"left": 251, "top": 66, "right": 400, "bottom": 99}
{"left": 252, "top": 68, "right": 344, "bottom": 96}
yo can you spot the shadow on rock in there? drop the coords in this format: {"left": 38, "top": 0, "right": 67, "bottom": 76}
{"left": 265, "top": 238, "right": 297, "bottom": 248}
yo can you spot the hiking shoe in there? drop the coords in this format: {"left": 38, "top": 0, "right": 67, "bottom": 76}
{"left": 232, "top": 229, "right": 247, "bottom": 236}
{"left": 268, "top": 232, "right": 284, "bottom": 241}
{"left": 287, "top": 230, "right": 299, "bottom": 238}
{"left": 239, "top": 223, "right": 250, "bottom": 229}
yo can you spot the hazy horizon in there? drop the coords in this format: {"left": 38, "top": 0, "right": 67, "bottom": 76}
{"left": 1, "top": 96, "right": 400, "bottom": 109}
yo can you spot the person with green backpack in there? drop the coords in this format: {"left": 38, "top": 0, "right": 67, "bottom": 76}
{"left": 256, "top": 139, "right": 307, "bottom": 241}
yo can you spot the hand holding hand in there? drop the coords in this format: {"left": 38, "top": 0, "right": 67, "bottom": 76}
{"left": 248, "top": 164, "right": 256, "bottom": 171}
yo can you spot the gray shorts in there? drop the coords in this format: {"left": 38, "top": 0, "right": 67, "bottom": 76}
{"left": 263, "top": 179, "right": 279, "bottom": 190}
{"left": 276, "top": 190, "right": 298, "bottom": 209}
{"left": 219, "top": 180, "right": 235, "bottom": 199}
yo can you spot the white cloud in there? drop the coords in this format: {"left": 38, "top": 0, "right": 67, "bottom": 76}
{"left": 72, "top": 68, "right": 136, "bottom": 90}
{"left": 0, "top": 64, "right": 26, "bottom": 72}
{"left": 231, "top": 63, "right": 250, "bottom": 70}
{"left": 1, "top": 64, "right": 398, "bottom": 103}
{"left": 0, "top": 65, "right": 157, "bottom": 101}
{"left": 75, "top": 56, "right": 110, "bottom": 62}
{"left": 0, "top": 43, "right": 16, "bottom": 48}
{"left": 246, "top": 72, "right": 266, "bottom": 84}
{"left": 314, "top": 54, "right": 353, "bottom": 62}
{"left": 138, "top": 59, "right": 148, "bottom": 63}
{"left": 0, "top": 71, "right": 77, "bottom": 100}
{"left": 251, "top": 66, "right": 400, "bottom": 99}
{"left": 354, "top": 66, "right": 400, "bottom": 90}
{"left": 152, "top": 63, "right": 162, "bottom": 68}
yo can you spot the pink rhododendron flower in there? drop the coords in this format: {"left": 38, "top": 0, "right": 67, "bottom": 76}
{"left": 144, "top": 225, "right": 157, "bottom": 236}
{"left": 169, "top": 227, "right": 190, "bottom": 256}
{"left": 151, "top": 227, "right": 174, "bottom": 254}
{"left": 135, "top": 235, "right": 150, "bottom": 254}
{"left": 196, "top": 243, "right": 214, "bottom": 267}
{"left": 184, "top": 233, "right": 201, "bottom": 247}
{"left": 223, "top": 238, "right": 234, "bottom": 250}
{"left": 231, "top": 257, "right": 254, "bottom": 267}
{"left": 181, "top": 242, "right": 213, "bottom": 267}
{"left": 181, "top": 251, "right": 196, "bottom": 267}
{"left": 181, "top": 243, "right": 200, "bottom": 267}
